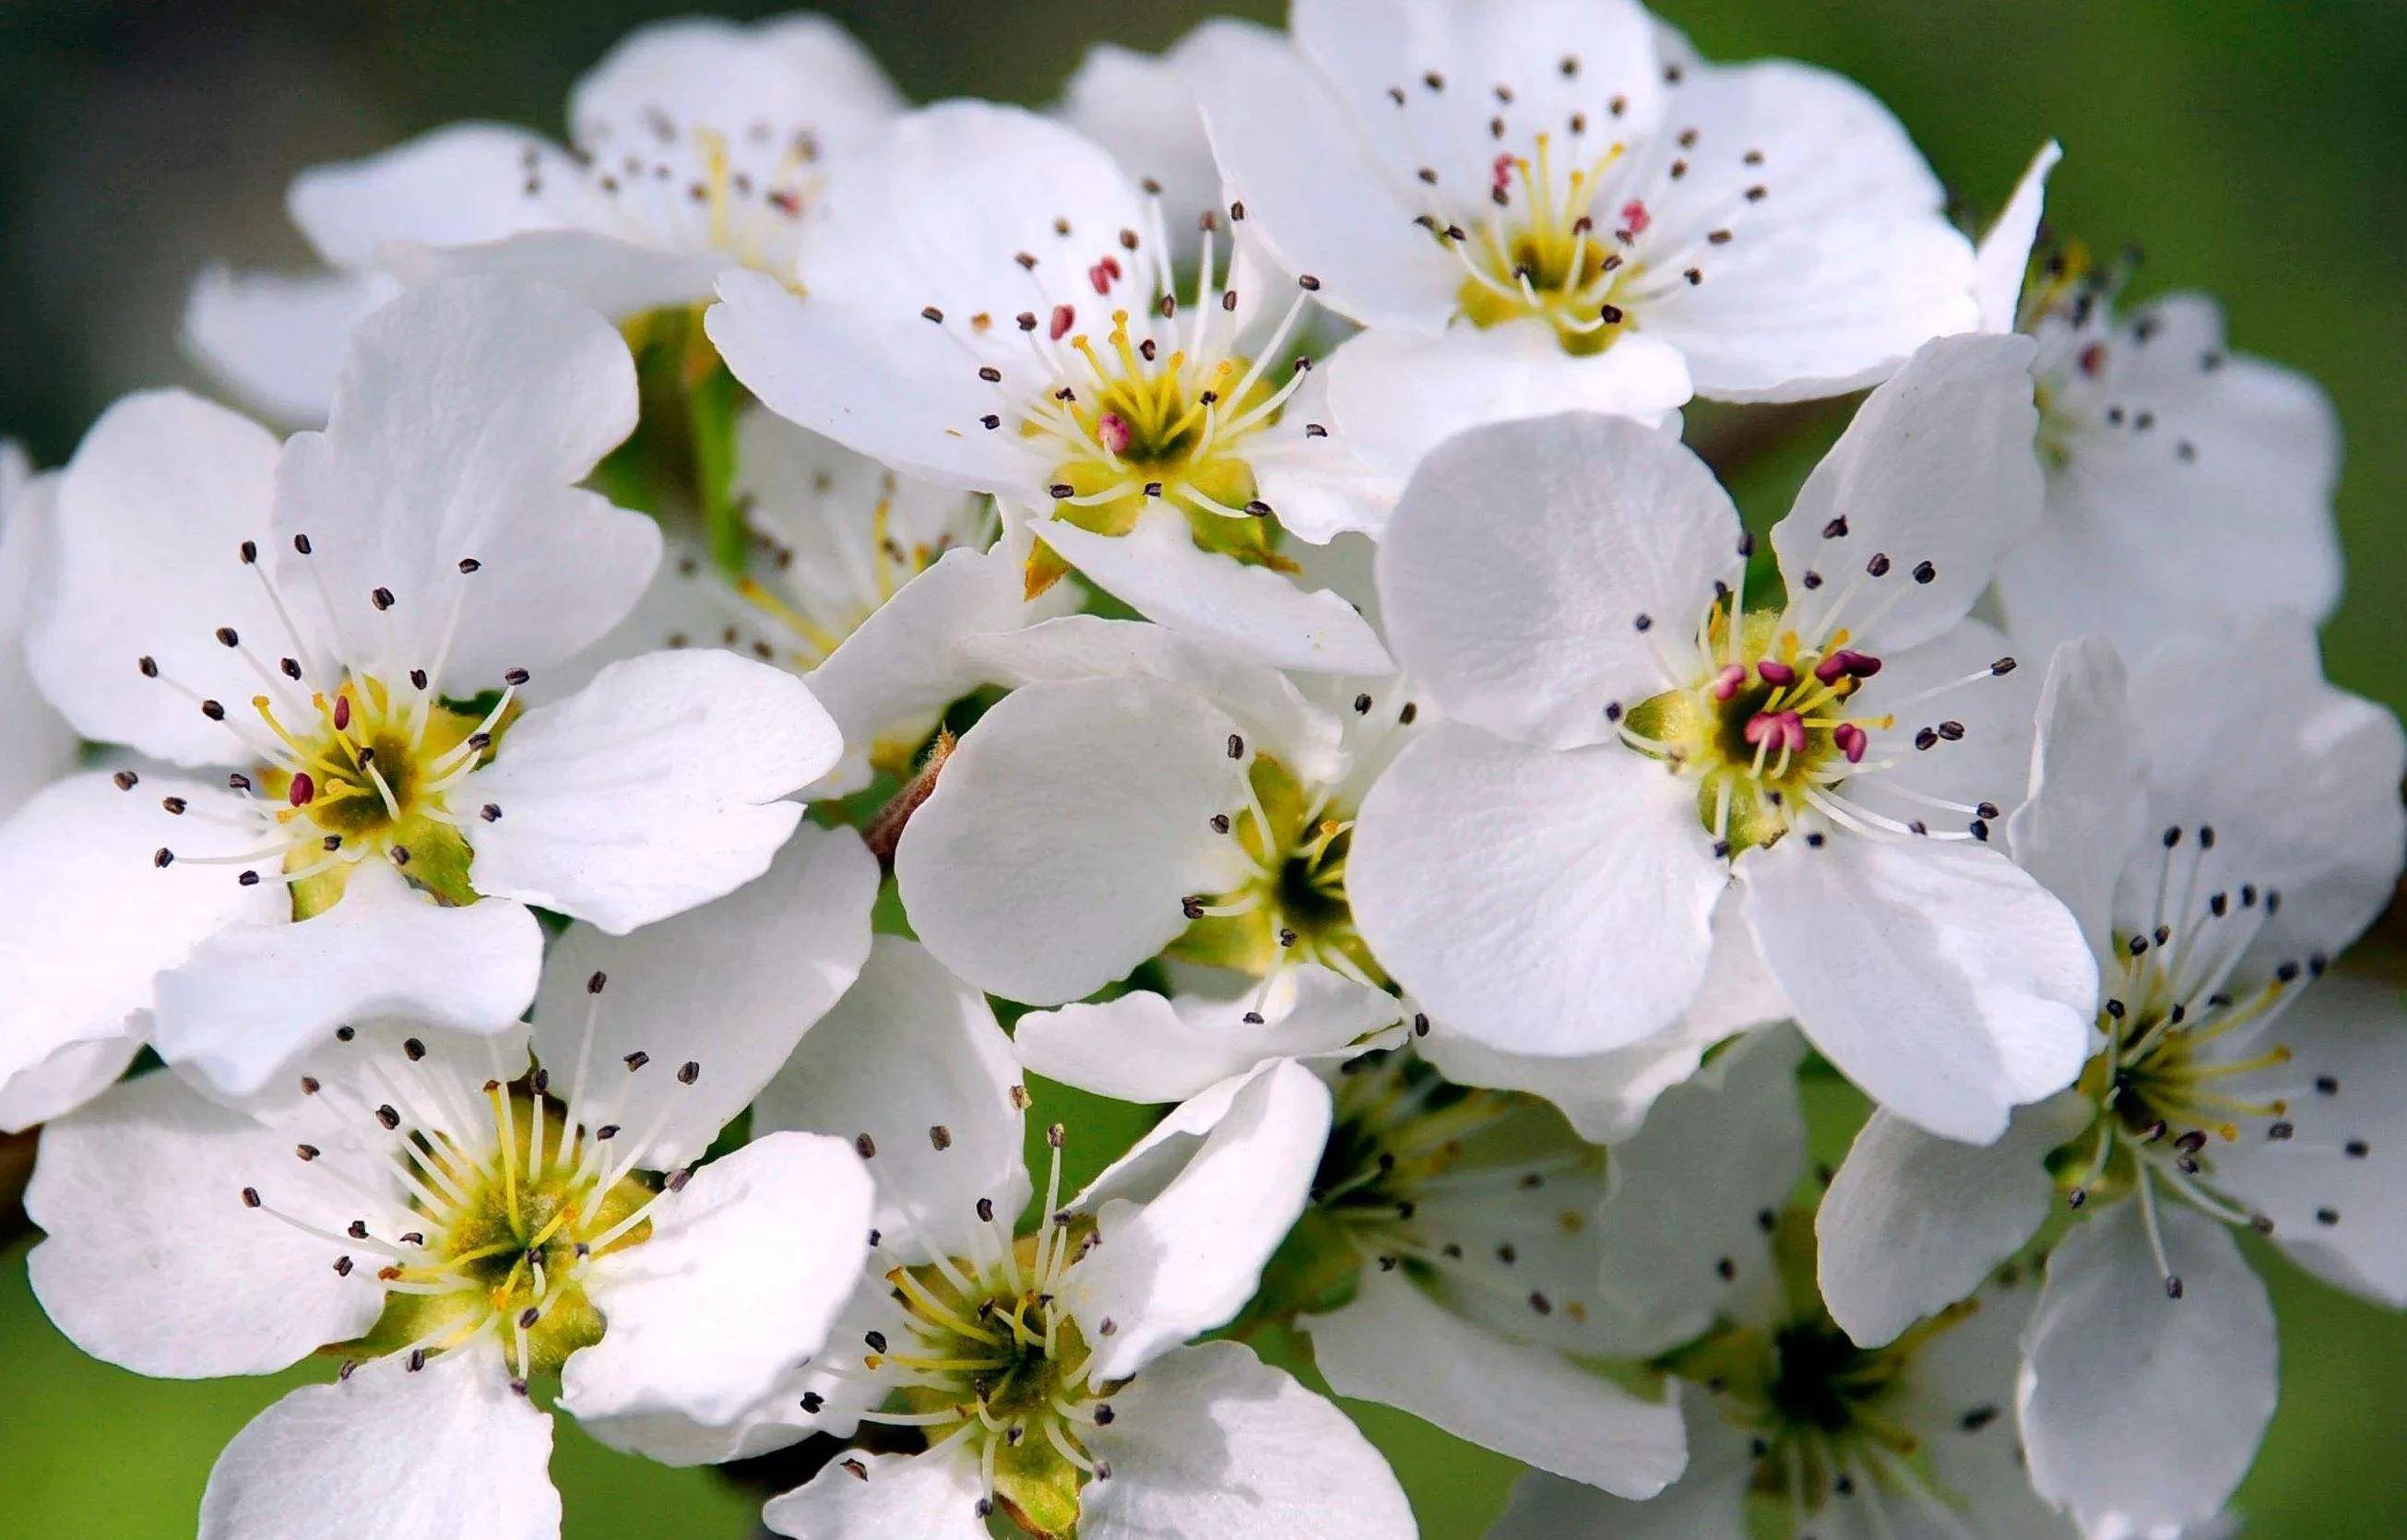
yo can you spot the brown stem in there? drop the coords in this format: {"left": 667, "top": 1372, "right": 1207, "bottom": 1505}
{"left": 864, "top": 729, "right": 956, "bottom": 874}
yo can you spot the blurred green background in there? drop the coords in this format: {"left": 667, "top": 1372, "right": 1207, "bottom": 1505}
{"left": 2, "top": 0, "right": 2402, "bottom": 1534}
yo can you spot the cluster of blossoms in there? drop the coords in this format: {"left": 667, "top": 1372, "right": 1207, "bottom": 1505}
{"left": 3, "top": 5, "right": 2398, "bottom": 1538}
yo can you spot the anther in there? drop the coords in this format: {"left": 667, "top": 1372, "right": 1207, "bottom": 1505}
{"left": 928, "top": 1123, "right": 953, "bottom": 1151}
{"left": 677, "top": 1060, "right": 700, "bottom": 1084}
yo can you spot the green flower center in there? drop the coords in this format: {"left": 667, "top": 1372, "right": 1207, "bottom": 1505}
{"left": 340, "top": 1090, "right": 659, "bottom": 1381}
{"left": 1172, "top": 752, "right": 1385, "bottom": 986}
{"left": 1447, "top": 134, "right": 1642, "bottom": 356}
{"left": 246, "top": 672, "right": 516, "bottom": 916}
{"left": 1621, "top": 606, "right": 1894, "bottom": 856}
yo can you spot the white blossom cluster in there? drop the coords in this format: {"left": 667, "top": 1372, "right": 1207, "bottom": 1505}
{"left": 2, "top": 6, "right": 2400, "bottom": 1538}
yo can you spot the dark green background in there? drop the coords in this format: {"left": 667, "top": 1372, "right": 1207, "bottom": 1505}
{"left": 2, "top": 1, "right": 2401, "bottom": 1534}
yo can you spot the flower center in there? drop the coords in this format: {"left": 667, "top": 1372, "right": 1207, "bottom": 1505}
{"left": 540, "top": 111, "right": 820, "bottom": 273}
{"left": 1443, "top": 134, "right": 1642, "bottom": 355}
{"left": 847, "top": 1130, "right": 1110, "bottom": 1536}
{"left": 249, "top": 673, "right": 514, "bottom": 913}
{"left": 1663, "top": 1212, "right": 1975, "bottom": 1523}
{"left": 2047, "top": 827, "right": 2311, "bottom": 1261}
{"left": 1245, "top": 1052, "right": 1598, "bottom": 1330}
{"left": 1174, "top": 752, "right": 1384, "bottom": 986}
{"left": 1621, "top": 602, "right": 1895, "bottom": 856}
{"left": 143, "top": 539, "right": 531, "bottom": 918}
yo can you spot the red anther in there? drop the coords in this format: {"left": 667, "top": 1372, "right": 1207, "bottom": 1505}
{"left": 332, "top": 694, "right": 351, "bottom": 731}
{"left": 1096, "top": 413, "right": 1134, "bottom": 456}
{"left": 766, "top": 189, "right": 801, "bottom": 217}
{"left": 1743, "top": 710, "right": 1805, "bottom": 753}
{"left": 290, "top": 771, "right": 316, "bottom": 807}
{"left": 1711, "top": 663, "right": 1746, "bottom": 701}
{"left": 1619, "top": 198, "right": 1652, "bottom": 235}
{"left": 1087, "top": 257, "right": 1123, "bottom": 295}
{"left": 2078, "top": 341, "right": 2106, "bottom": 377}
{"left": 1049, "top": 304, "right": 1075, "bottom": 341}
{"left": 1756, "top": 659, "right": 1797, "bottom": 688}
{"left": 1833, "top": 723, "right": 1868, "bottom": 764}
{"left": 1813, "top": 648, "right": 1882, "bottom": 685}
{"left": 1492, "top": 153, "right": 1515, "bottom": 194}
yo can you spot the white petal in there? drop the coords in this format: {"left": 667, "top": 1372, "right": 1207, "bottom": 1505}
{"left": 1592, "top": 1028, "right": 1808, "bottom": 1354}
{"left": 1742, "top": 836, "right": 2094, "bottom": 1143}
{"left": 2007, "top": 635, "right": 2144, "bottom": 961}
{"left": 2130, "top": 617, "right": 2405, "bottom": 960}
{"left": 568, "top": 15, "right": 900, "bottom": 159}
{"left": 530, "top": 823, "right": 876, "bottom": 1168}
{"left": 1773, "top": 333, "right": 2044, "bottom": 654}
{"left": 1184, "top": 18, "right": 1458, "bottom": 331}
{"left": 1377, "top": 412, "right": 1734, "bottom": 749}
{"left": 29, "top": 390, "right": 282, "bottom": 766}
{"left": 1818, "top": 1095, "right": 2090, "bottom": 1347}
{"left": 27, "top": 1067, "right": 380, "bottom": 1377}
{"left": 463, "top": 648, "right": 836, "bottom": 934}
{"left": 1838, "top": 618, "right": 2040, "bottom": 827}
{"left": 2212, "top": 974, "right": 2407, "bottom": 1307}
{"left": 151, "top": 861, "right": 542, "bottom": 1098}
{"left": 1974, "top": 142, "right": 2060, "bottom": 332}
{"left": 1998, "top": 296, "right": 2342, "bottom": 655}
{"left": 707, "top": 270, "right": 1040, "bottom": 500}
{"left": 1636, "top": 60, "right": 1975, "bottom": 400}
{"left": 0, "top": 774, "right": 283, "bottom": 1105}
{"left": 182, "top": 266, "right": 399, "bottom": 427}
{"left": 752, "top": 937, "right": 1030, "bottom": 1266}
{"left": 895, "top": 676, "right": 1247, "bottom": 1005}
{"left": 1895, "top": 1275, "right": 2078, "bottom": 1539}
{"left": 289, "top": 123, "right": 574, "bottom": 268}
{"left": 1305, "top": 1262, "right": 1686, "bottom": 1495}
{"left": 763, "top": 1441, "right": 990, "bottom": 1540}
{"left": 0, "top": 469, "right": 78, "bottom": 820}
{"left": 1488, "top": 1410, "right": 1756, "bottom": 1540}
{"left": 1288, "top": 0, "right": 1667, "bottom": 209}
{"left": 563, "top": 1131, "right": 872, "bottom": 1428}
{"left": 2020, "top": 1201, "right": 2275, "bottom": 1537}
{"left": 199, "top": 1349, "right": 560, "bottom": 1540}
{"left": 1036, "top": 509, "right": 1394, "bottom": 677}
{"left": 805, "top": 546, "right": 1032, "bottom": 798}
{"left": 1416, "top": 904, "right": 1783, "bottom": 1145}
{"left": 1059, "top": 31, "right": 1235, "bottom": 240}
{"left": 0, "top": 1034, "right": 143, "bottom": 1134}
{"left": 1327, "top": 324, "right": 1691, "bottom": 485}
{"left": 1246, "top": 390, "right": 1396, "bottom": 546}
{"left": 383, "top": 231, "right": 727, "bottom": 330}
{"left": 270, "top": 277, "right": 655, "bottom": 680}
{"left": 1350, "top": 725, "right": 1725, "bottom": 1054}
{"left": 1015, "top": 965, "right": 1400, "bottom": 1104}
{"left": 1080, "top": 1340, "right": 1416, "bottom": 1540}
{"left": 959, "top": 613, "right": 1346, "bottom": 781}
{"left": 1069, "top": 1060, "right": 1331, "bottom": 1381}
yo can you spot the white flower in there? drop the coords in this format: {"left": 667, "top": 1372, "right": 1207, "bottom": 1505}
{"left": 1499, "top": 1027, "right": 2087, "bottom": 1539}
{"left": 0, "top": 278, "right": 839, "bottom": 1111}
{"left": 706, "top": 101, "right": 1394, "bottom": 675}
{"left": 622, "top": 935, "right": 1413, "bottom": 1539}
{"left": 895, "top": 616, "right": 1412, "bottom": 1010}
{"left": 1975, "top": 144, "right": 2344, "bottom": 656}
{"left": 1, "top": 442, "right": 77, "bottom": 823}
{"left": 1356, "top": 334, "right": 2097, "bottom": 1143}
{"left": 596, "top": 410, "right": 1061, "bottom": 799}
{"left": 1818, "top": 626, "right": 2407, "bottom": 1536}
{"left": 24, "top": 828, "right": 880, "bottom": 1540}
{"left": 1182, "top": 0, "right": 1978, "bottom": 478}
{"left": 184, "top": 15, "right": 902, "bottom": 422}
